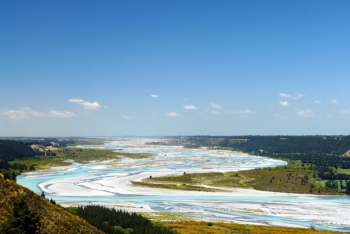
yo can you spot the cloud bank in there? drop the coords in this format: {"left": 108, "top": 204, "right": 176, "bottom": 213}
{"left": 2, "top": 107, "right": 46, "bottom": 120}
{"left": 2, "top": 107, "right": 75, "bottom": 120}
{"left": 50, "top": 110, "right": 75, "bottom": 118}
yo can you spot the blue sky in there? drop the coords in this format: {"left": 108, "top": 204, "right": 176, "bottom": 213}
{"left": 1, "top": 1, "right": 350, "bottom": 136}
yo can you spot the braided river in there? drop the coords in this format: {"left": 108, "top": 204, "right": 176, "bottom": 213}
{"left": 17, "top": 138, "right": 350, "bottom": 232}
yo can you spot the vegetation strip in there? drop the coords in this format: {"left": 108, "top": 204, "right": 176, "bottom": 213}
{"left": 163, "top": 221, "right": 342, "bottom": 234}
{"left": 66, "top": 205, "right": 178, "bottom": 234}
{"left": 134, "top": 160, "right": 350, "bottom": 195}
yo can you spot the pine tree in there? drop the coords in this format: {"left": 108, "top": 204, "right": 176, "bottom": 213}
{"left": 346, "top": 181, "right": 350, "bottom": 195}
{"left": 50, "top": 198, "right": 56, "bottom": 205}
{"left": 0, "top": 198, "right": 40, "bottom": 234}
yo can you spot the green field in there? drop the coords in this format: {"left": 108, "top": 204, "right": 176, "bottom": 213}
{"left": 338, "top": 168, "right": 350, "bottom": 174}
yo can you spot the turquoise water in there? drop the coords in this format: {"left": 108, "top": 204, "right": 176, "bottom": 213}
{"left": 17, "top": 139, "right": 350, "bottom": 232}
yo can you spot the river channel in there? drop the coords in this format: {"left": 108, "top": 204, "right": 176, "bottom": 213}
{"left": 17, "top": 138, "right": 350, "bottom": 232}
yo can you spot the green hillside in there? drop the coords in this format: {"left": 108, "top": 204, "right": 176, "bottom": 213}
{"left": 0, "top": 140, "right": 43, "bottom": 160}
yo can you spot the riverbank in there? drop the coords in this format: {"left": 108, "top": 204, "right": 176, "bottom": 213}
{"left": 133, "top": 159, "right": 347, "bottom": 195}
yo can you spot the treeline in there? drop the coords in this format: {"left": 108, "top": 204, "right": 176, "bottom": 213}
{"left": 0, "top": 140, "right": 43, "bottom": 160}
{"left": 0, "top": 169, "right": 18, "bottom": 181}
{"left": 0, "top": 138, "right": 76, "bottom": 161}
{"left": 0, "top": 138, "right": 72, "bottom": 174}
{"left": 74, "top": 205, "right": 178, "bottom": 234}
{"left": 22, "top": 138, "right": 75, "bottom": 147}
{"left": 185, "top": 135, "right": 350, "bottom": 156}
{"left": 0, "top": 159, "right": 35, "bottom": 181}
{"left": 0, "top": 140, "right": 39, "bottom": 181}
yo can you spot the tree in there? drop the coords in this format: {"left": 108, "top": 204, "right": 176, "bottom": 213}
{"left": 0, "top": 198, "right": 40, "bottom": 234}
{"left": 346, "top": 181, "right": 350, "bottom": 195}
{"left": 50, "top": 198, "right": 56, "bottom": 205}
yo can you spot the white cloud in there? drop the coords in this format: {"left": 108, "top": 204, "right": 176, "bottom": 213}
{"left": 209, "top": 103, "right": 222, "bottom": 109}
{"left": 330, "top": 99, "right": 339, "bottom": 104}
{"left": 314, "top": 100, "right": 321, "bottom": 104}
{"left": 2, "top": 107, "right": 46, "bottom": 120}
{"left": 231, "top": 109, "right": 255, "bottom": 114}
{"left": 82, "top": 101, "right": 100, "bottom": 110}
{"left": 69, "top": 99, "right": 84, "bottom": 103}
{"left": 279, "top": 101, "right": 289, "bottom": 107}
{"left": 279, "top": 93, "right": 305, "bottom": 100}
{"left": 279, "top": 93, "right": 291, "bottom": 98}
{"left": 50, "top": 110, "right": 75, "bottom": 118}
{"left": 297, "top": 109, "right": 314, "bottom": 117}
{"left": 123, "top": 116, "right": 131, "bottom": 120}
{"left": 151, "top": 94, "right": 159, "bottom": 98}
{"left": 210, "top": 110, "right": 220, "bottom": 114}
{"left": 2, "top": 107, "right": 77, "bottom": 120}
{"left": 183, "top": 105, "right": 197, "bottom": 110}
{"left": 69, "top": 99, "right": 101, "bottom": 110}
{"left": 166, "top": 112, "right": 178, "bottom": 116}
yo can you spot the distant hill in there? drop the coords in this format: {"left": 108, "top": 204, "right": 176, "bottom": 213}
{"left": 185, "top": 135, "right": 350, "bottom": 156}
{"left": 0, "top": 174, "right": 104, "bottom": 233}
{"left": 0, "top": 140, "right": 43, "bottom": 160}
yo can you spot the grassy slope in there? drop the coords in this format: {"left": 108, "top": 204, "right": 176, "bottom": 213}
{"left": 0, "top": 174, "right": 104, "bottom": 234}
